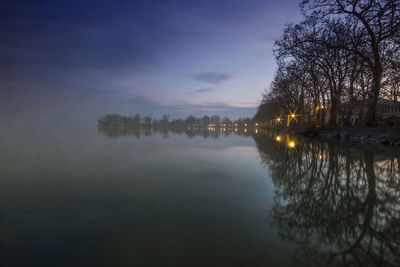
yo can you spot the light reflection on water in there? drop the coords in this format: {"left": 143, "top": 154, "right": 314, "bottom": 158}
{"left": 0, "top": 125, "right": 398, "bottom": 266}
{"left": 254, "top": 130, "right": 400, "bottom": 266}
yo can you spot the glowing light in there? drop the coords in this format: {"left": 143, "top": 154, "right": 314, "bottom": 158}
{"left": 255, "top": 123, "right": 258, "bottom": 126}
{"left": 289, "top": 141, "right": 295, "bottom": 148}
{"left": 244, "top": 128, "right": 247, "bottom": 133}
{"left": 318, "top": 154, "right": 322, "bottom": 160}
{"left": 277, "top": 117, "right": 281, "bottom": 122}
{"left": 255, "top": 129, "right": 258, "bottom": 134}
{"left": 276, "top": 136, "right": 281, "bottom": 142}
{"left": 291, "top": 114, "right": 295, "bottom": 118}
{"left": 244, "top": 123, "right": 247, "bottom": 127}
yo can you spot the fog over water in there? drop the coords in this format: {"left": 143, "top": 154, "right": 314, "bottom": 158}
{"left": 0, "top": 119, "right": 399, "bottom": 266}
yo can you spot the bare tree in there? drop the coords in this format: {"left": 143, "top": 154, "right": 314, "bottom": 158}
{"left": 301, "top": 0, "right": 400, "bottom": 124}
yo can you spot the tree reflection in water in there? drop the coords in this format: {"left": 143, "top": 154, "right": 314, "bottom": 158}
{"left": 98, "top": 125, "right": 253, "bottom": 139}
{"left": 254, "top": 132, "right": 400, "bottom": 267}
{"left": 99, "top": 125, "right": 400, "bottom": 266}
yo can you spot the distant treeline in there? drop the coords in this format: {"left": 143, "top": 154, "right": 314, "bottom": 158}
{"left": 254, "top": 0, "right": 400, "bottom": 126}
{"left": 98, "top": 113, "right": 254, "bottom": 128}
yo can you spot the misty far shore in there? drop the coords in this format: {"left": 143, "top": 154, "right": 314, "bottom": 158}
{"left": 98, "top": 112, "right": 400, "bottom": 151}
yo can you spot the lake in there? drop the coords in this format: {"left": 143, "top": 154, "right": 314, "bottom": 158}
{"left": 0, "top": 125, "right": 399, "bottom": 266}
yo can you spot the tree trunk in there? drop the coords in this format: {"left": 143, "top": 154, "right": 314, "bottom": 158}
{"left": 365, "top": 51, "right": 383, "bottom": 125}
{"left": 365, "top": 73, "right": 382, "bottom": 125}
{"left": 300, "top": 86, "right": 305, "bottom": 125}
{"left": 345, "top": 74, "right": 355, "bottom": 126}
{"left": 329, "top": 93, "right": 340, "bottom": 126}
{"left": 321, "top": 98, "right": 327, "bottom": 126}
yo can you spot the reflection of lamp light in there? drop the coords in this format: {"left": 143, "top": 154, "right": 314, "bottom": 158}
{"left": 289, "top": 141, "right": 295, "bottom": 148}
{"left": 255, "top": 129, "right": 258, "bottom": 134}
{"left": 244, "top": 128, "right": 247, "bottom": 133}
{"left": 276, "top": 136, "right": 281, "bottom": 142}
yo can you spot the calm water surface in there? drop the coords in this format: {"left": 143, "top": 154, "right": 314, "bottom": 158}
{"left": 0, "top": 124, "right": 399, "bottom": 266}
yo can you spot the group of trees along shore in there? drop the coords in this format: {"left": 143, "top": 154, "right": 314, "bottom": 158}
{"left": 254, "top": 0, "right": 400, "bottom": 126}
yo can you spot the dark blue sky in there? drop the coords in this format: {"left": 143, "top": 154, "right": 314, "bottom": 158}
{"left": 1, "top": 0, "right": 301, "bottom": 120}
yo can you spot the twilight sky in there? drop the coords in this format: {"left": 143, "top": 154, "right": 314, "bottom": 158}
{"left": 1, "top": 0, "right": 301, "bottom": 121}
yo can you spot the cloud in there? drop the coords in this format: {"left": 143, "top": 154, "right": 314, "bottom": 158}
{"left": 192, "top": 72, "right": 232, "bottom": 84}
{"left": 158, "top": 101, "right": 257, "bottom": 119}
{"left": 193, "top": 88, "right": 215, "bottom": 93}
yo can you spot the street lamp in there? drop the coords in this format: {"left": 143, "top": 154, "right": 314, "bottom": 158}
{"left": 289, "top": 141, "right": 295, "bottom": 148}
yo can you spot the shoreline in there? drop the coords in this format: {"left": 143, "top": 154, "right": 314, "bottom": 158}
{"left": 289, "top": 126, "right": 400, "bottom": 155}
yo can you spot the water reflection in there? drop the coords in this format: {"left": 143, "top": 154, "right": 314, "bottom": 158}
{"left": 98, "top": 125, "right": 253, "bottom": 139}
{"left": 99, "top": 125, "right": 400, "bottom": 266}
{"left": 254, "top": 132, "right": 400, "bottom": 266}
